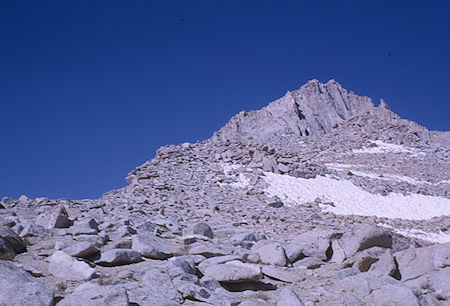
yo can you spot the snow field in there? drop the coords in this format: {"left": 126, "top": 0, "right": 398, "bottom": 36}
{"left": 263, "top": 172, "right": 450, "bottom": 221}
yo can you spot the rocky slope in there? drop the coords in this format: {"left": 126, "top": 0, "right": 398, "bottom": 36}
{"left": 1, "top": 80, "right": 449, "bottom": 306}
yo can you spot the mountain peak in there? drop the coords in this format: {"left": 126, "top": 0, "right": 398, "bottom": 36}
{"left": 213, "top": 79, "right": 374, "bottom": 144}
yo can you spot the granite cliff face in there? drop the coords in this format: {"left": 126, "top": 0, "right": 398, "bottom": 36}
{"left": 1, "top": 80, "right": 449, "bottom": 306}
{"left": 214, "top": 79, "right": 375, "bottom": 143}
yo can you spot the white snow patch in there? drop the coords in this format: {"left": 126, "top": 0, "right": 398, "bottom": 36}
{"left": 325, "top": 163, "right": 353, "bottom": 170}
{"left": 263, "top": 172, "right": 450, "bottom": 220}
{"left": 326, "top": 163, "right": 435, "bottom": 186}
{"left": 352, "top": 140, "right": 425, "bottom": 156}
{"left": 435, "top": 179, "right": 450, "bottom": 185}
{"left": 219, "top": 163, "right": 251, "bottom": 188}
{"left": 378, "top": 223, "right": 450, "bottom": 244}
{"left": 349, "top": 170, "right": 429, "bottom": 186}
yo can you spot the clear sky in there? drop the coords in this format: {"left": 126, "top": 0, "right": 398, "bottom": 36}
{"left": 1, "top": 1, "right": 449, "bottom": 200}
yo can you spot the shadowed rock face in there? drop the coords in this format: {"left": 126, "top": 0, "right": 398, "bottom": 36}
{"left": 213, "top": 79, "right": 374, "bottom": 143}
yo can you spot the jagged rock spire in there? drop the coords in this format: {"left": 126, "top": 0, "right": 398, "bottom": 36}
{"left": 213, "top": 79, "right": 374, "bottom": 143}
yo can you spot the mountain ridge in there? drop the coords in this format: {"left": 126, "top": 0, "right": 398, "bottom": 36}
{"left": 213, "top": 79, "right": 375, "bottom": 144}
{"left": 1, "top": 79, "right": 449, "bottom": 305}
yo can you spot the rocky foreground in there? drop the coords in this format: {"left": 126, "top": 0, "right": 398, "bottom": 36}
{"left": 1, "top": 80, "right": 449, "bottom": 305}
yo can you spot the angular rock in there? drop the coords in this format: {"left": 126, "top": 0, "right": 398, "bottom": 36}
{"left": 231, "top": 231, "right": 267, "bottom": 249}
{"left": 185, "top": 222, "right": 214, "bottom": 239}
{"left": 37, "top": 207, "right": 73, "bottom": 229}
{"left": 364, "top": 283, "right": 419, "bottom": 306}
{"left": 62, "top": 241, "right": 99, "bottom": 259}
{"left": 58, "top": 282, "right": 129, "bottom": 306}
{"left": 70, "top": 219, "right": 99, "bottom": 235}
{"left": 341, "top": 272, "right": 419, "bottom": 305}
{"left": 394, "top": 242, "right": 450, "bottom": 282}
{"left": 0, "top": 226, "right": 27, "bottom": 253}
{"left": 189, "top": 242, "right": 232, "bottom": 258}
{"left": 251, "top": 240, "right": 287, "bottom": 266}
{"left": 277, "top": 163, "right": 290, "bottom": 174}
{"left": 0, "top": 260, "right": 54, "bottom": 306}
{"left": 132, "top": 233, "right": 178, "bottom": 259}
{"left": 48, "top": 250, "right": 95, "bottom": 281}
{"left": 262, "top": 266, "right": 307, "bottom": 283}
{"left": 276, "top": 287, "right": 305, "bottom": 306}
{"left": 182, "top": 234, "right": 212, "bottom": 245}
{"left": 49, "top": 213, "right": 73, "bottom": 228}
{"left": 197, "top": 255, "right": 244, "bottom": 274}
{"left": 368, "top": 249, "right": 400, "bottom": 279}
{"left": 292, "top": 256, "right": 323, "bottom": 269}
{"left": 0, "top": 237, "right": 16, "bottom": 260}
{"left": 130, "top": 265, "right": 184, "bottom": 304}
{"left": 96, "top": 249, "right": 142, "bottom": 266}
{"left": 203, "top": 260, "right": 262, "bottom": 283}
{"left": 173, "top": 278, "right": 241, "bottom": 305}
{"left": 285, "top": 229, "right": 337, "bottom": 263}
{"left": 340, "top": 225, "right": 392, "bottom": 257}
{"left": 21, "top": 224, "right": 52, "bottom": 239}
{"left": 169, "top": 256, "right": 198, "bottom": 275}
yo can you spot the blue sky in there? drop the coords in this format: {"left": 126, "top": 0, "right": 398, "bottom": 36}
{"left": 1, "top": 1, "right": 449, "bottom": 199}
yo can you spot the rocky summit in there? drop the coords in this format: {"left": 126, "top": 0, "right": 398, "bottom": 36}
{"left": 1, "top": 80, "right": 449, "bottom": 306}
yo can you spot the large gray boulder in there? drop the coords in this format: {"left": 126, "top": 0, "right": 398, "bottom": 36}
{"left": 197, "top": 255, "right": 244, "bottom": 274}
{"left": 250, "top": 240, "right": 287, "bottom": 266}
{"left": 48, "top": 251, "right": 95, "bottom": 281}
{"left": 70, "top": 219, "right": 99, "bottom": 235}
{"left": 96, "top": 249, "right": 142, "bottom": 266}
{"left": 129, "top": 265, "right": 184, "bottom": 304}
{"left": 0, "top": 226, "right": 26, "bottom": 254}
{"left": 202, "top": 260, "right": 262, "bottom": 283}
{"left": 132, "top": 233, "right": 178, "bottom": 259}
{"left": 368, "top": 249, "right": 400, "bottom": 279}
{"left": 184, "top": 222, "right": 214, "bottom": 239}
{"left": 395, "top": 242, "right": 450, "bottom": 300}
{"left": 339, "top": 225, "right": 392, "bottom": 257}
{"left": 340, "top": 272, "right": 420, "bottom": 305}
{"left": 0, "top": 260, "right": 54, "bottom": 305}
{"left": 285, "top": 229, "right": 337, "bottom": 263}
{"left": 276, "top": 287, "right": 305, "bottom": 306}
{"left": 394, "top": 242, "right": 450, "bottom": 282}
{"left": 262, "top": 266, "right": 307, "bottom": 283}
{"left": 62, "top": 241, "right": 99, "bottom": 259}
{"left": 57, "top": 282, "right": 129, "bottom": 306}
{"left": 36, "top": 206, "right": 73, "bottom": 229}
{"left": 0, "top": 238, "right": 16, "bottom": 260}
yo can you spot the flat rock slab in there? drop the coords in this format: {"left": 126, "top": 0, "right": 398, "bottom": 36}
{"left": 70, "top": 219, "right": 99, "bottom": 236}
{"left": 262, "top": 266, "right": 307, "bottom": 283}
{"left": 276, "top": 287, "right": 305, "bottom": 306}
{"left": 251, "top": 240, "right": 287, "bottom": 266}
{"left": 197, "top": 255, "right": 244, "bottom": 274}
{"left": 340, "top": 225, "right": 392, "bottom": 257}
{"left": 48, "top": 251, "right": 95, "bottom": 281}
{"left": 0, "top": 260, "right": 54, "bottom": 306}
{"left": 203, "top": 260, "right": 262, "bottom": 283}
{"left": 62, "top": 241, "right": 99, "bottom": 259}
{"left": 58, "top": 282, "right": 129, "bottom": 306}
{"left": 132, "top": 233, "right": 178, "bottom": 259}
{"left": 96, "top": 249, "right": 142, "bottom": 266}
{"left": 130, "top": 265, "right": 184, "bottom": 304}
{"left": 188, "top": 242, "right": 232, "bottom": 258}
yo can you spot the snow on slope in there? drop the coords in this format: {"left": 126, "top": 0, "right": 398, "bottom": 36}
{"left": 378, "top": 223, "right": 450, "bottom": 244}
{"left": 263, "top": 172, "right": 450, "bottom": 220}
{"left": 352, "top": 140, "right": 425, "bottom": 156}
